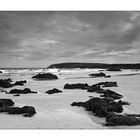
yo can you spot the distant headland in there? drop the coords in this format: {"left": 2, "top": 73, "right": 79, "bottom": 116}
{"left": 47, "top": 62, "right": 140, "bottom": 69}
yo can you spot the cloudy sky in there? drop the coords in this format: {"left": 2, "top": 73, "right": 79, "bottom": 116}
{"left": 0, "top": 11, "right": 140, "bottom": 67}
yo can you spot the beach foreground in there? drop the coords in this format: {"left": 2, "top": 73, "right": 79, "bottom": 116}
{"left": 0, "top": 68, "right": 140, "bottom": 129}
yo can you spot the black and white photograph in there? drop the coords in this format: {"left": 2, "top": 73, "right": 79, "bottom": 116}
{"left": 1, "top": 10, "right": 140, "bottom": 130}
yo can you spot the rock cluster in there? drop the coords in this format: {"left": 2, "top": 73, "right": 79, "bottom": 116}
{"left": 45, "top": 88, "right": 62, "bottom": 94}
{"left": 71, "top": 97, "right": 123, "bottom": 117}
{"left": 32, "top": 73, "right": 58, "bottom": 80}
{"left": 64, "top": 83, "right": 89, "bottom": 90}
{"left": 14, "top": 80, "right": 27, "bottom": 86}
{"left": 8, "top": 88, "right": 37, "bottom": 94}
{"left": 0, "top": 78, "right": 27, "bottom": 88}
{"left": 0, "top": 78, "right": 13, "bottom": 88}
{"left": 0, "top": 99, "right": 36, "bottom": 117}
{"left": 89, "top": 72, "right": 110, "bottom": 78}
{"left": 105, "top": 113, "right": 140, "bottom": 126}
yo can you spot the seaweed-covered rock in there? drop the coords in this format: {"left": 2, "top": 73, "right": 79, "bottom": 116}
{"left": 103, "top": 97, "right": 114, "bottom": 102}
{"left": 95, "top": 81, "right": 118, "bottom": 87}
{"left": 71, "top": 102, "right": 83, "bottom": 106}
{"left": 118, "top": 100, "right": 130, "bottom": 105}
{"left": 87, "top": 85, "right": 102, "bottom": 92}
{"left": 98, "top": 89, "right": 123, "bottom": 99}
{"left": 0, "top": 105, "right": 36, "bottom": 117}
{"left": 22, "top": 106, "right": 36, "bottom": 115}
{"left": 64, "top": 83, "right": 89, "bottom": 90}
{"left": 105, "top": 113, "right": 140, "bottom": 126}
{"left": 89, "top": 72, "right": 106, "bottom": 78}
{"left": 8, "top": 88, "right": 37, "bottom": 94}
{"left": 8, "top": 107, "right": 24, "bottom": 114}
{"left": 32, "top": 73, "right": 58, "bottom": 80}
{"left": 0, "top": 99, "right": 14, "bottom": 107}
{"left": 14, "top": 80, "right": 27, "bottom": 86}
{"left": 45, "top": 88, "right": 62, "bottom": 94}
{"left": 0, "top": 98, "right": 36, "bottom": 117}
{"left": 71, "top": 97, "right": 123, "bottom": 117}
{"left": 102, "top": 82, "right": 118, "bottom": 87}
{"left": 105, "top": 75, "right": 111, "bottom": 78}
{"left": 0, "top": 78, "right": 13, "bottom": 88}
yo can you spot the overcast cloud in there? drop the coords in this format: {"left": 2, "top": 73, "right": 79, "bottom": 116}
{"left": 0, "top": 11, "right": 140, "bottom": 67}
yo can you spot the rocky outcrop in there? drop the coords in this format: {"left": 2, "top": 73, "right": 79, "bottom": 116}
{"left": 95, "top": 81, "right": 118, "bottom": 87}
{"left": 14, "top": 80, "right": 27, "bottom": 86}
{"left": 64, "top": 83, "right": 89, "bottom": 90}
{"left": 0, "top": 106, "right": 36, "bottom": 117}
{"left": 87, "top": 85, "right": 102, "bottom": 92}
{"left": 117, "top": 100, "right": 130, "bottom": 105}
{"left": 0, "top": 99, "right": 36, "bottom": 117}
{"left": 47, "top": 62, "right": 140, "bottom": 69}
{"left": 98, "top": 89, "right": 123, "bottom": 100}
{"left": 0, "top": 78, "right": 13, "bottom": 88}
{"left": 102, "top": 82, "right": 117, "bottom": 87}
{"left": 0, "top": 99, "right": 14, "bottom": 107}
{"left": 8, "top": 88, "right": 37, "bottom": 94}
{"left": 71, "top": 97, "right": 123, "bottom": 117}
{"left": 45, "top": 88, "right": 62, "bottom": 94}
{"left": 89, "top": 72, "right": 107, "bottom": 78}
{"left": 105, "top": 113, "right": 140, "bottom": 126}
{"left": 0, "top": 78, "right": 27, "bottom": 88}
{"left": 32, "top": 73, "right": 58, "bottom": 80}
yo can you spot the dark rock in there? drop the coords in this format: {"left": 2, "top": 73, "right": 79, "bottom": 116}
{"left": 105, "top": 75, "right": 111, "bottom": 78}
{"left": 22, "top": 106, "right": 36, "bottom": 114}
{"left": 102, "top": 82, "right": 118, "bottom": 87}
{"left": 124, "top": 114, "right": 140, "bottom": 117}
{"left": 71, "top": 102, "right": 83, "bottom": 106}
{"left": 32, "top": 73, "right": 58, "bottom": 80}
{"left": 64, "top": 83, "right": 89, "bottom": 90}
{"left": 106, "top": 68, "right": 122, "bottom": 71}
{"left": 0, "top": 71, "right": 2, "bottom": 73}
{"left": 0, "top": 99, "right": 14, "bottom": 107}
{"left": 87, "top": 85, "right": 102, "bottom": 92}
{"left": 89, "top": 72, "right": 106, "bottom": 78}
{"left": 98, "top": 89, "right": 123, "bottom": 99}
{"left": 13, "top": 94, "right": 20, "bottom": 97}
{"left": 0, "top": 105, "right": 36, "bottom": 117}
{"left": 0, "top": 98, "right": 36, "bottom": 117}
{"left": 71, "top": 97, "right": 123, "bottom": 117}
{"left": 45, "top": 88, "right": 62, "bottom": 94}
{"left": 89, "top": 96, "right": 94, "bottom": 98}
{"left": 23, "top": 113, "right": 35, "bottom": 117}
{"left": 105, "top": 113, "right": 140, "bottom": 126}
{"left": 0, "top": 78, "right": 13, "bottom": 88}
{"left": 118, "top": 100, "right": 130, "bottom": 105}
{"left": 8, "top": 107, "right": 24, "bottom": 114}
{"left": 8, "top": 88, "right": 37, "bottom": 94}
{"left": 94, "top": 81, "right": 118, "bottom": 87}
{"left": 103, "top": 97, "right": 114, "bottom": 102}
{"left": 14, "top": 80, "right": 27, "bottom": 86}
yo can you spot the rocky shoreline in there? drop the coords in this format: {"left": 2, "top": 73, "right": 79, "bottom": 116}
{"left": 0, "top": 71, "right": 140, "bottom": 127}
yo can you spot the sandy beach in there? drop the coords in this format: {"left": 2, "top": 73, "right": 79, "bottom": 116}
{"left": 0, "top": 69, "right": 140, "bottom": 129}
